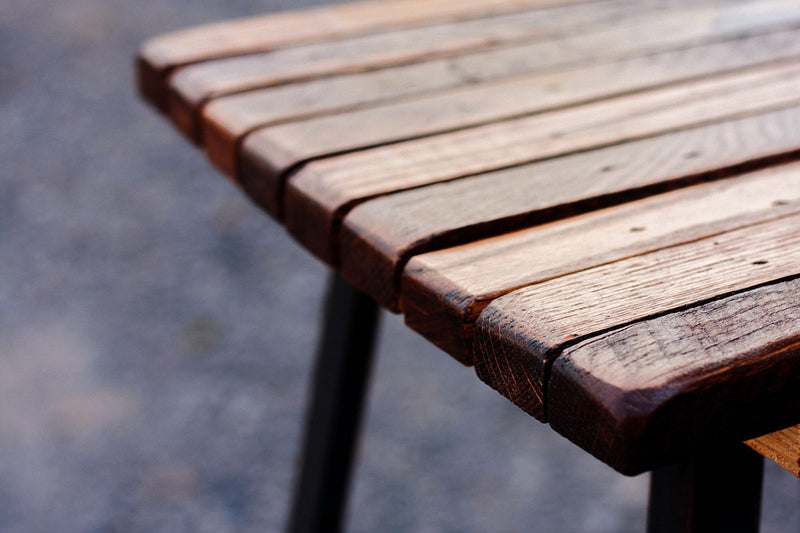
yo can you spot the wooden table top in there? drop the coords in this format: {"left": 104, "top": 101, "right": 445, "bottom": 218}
{"left": 138, "top": 0, "right": 800, "bottom": 475}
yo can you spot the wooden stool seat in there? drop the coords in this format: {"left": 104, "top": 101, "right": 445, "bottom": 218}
{"left": 139, "top": 0, "right": 800, "bottom": 486}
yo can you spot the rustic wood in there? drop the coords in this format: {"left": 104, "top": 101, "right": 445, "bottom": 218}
{"left": 746, "top": 425, "right": 800, "bottom": 477}
{"left": 341, "top": 104, "right": 800, "bottom": 314}
{"left": 545, "top": 278, "right": 800, "bottom": 475}
{"left": 139, "top": 0, "right": 800, "bottom": 479}
{"left": 472, "top": 210, "right": 800, "bottom": 421}
{"left": 401, "top": 161, "right": 800, "bottom": 363}
{"left": 167, "top": 0, "right": 683, "bottom": 140}
{"left": 176, "top": 0, "right": 800, "bottom": 142}
{"left": 201, "top": 60, "right": 477, "bottom": 177}
{"left": 278, "top": 61, "right": 800, "bottom": 257}
{"left": 138, "top": 0, "right": 587, "bottom": 110}
{"left": 204, "top": 26, "right": 800, "bottom": 178}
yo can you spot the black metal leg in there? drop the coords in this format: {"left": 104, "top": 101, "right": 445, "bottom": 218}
{"left": 647, "top": 442, "right": 764, "bottom": 533}
{"left": 287, "top": 273, "right": 381, "bottom": 533}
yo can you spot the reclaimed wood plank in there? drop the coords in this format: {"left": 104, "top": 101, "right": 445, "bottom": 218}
{"left": 205, "top": 26, "right": 800, "bottom": 177}
{"left": 173, "top": 0, "right": 692, "bottom": 141}
{"left": 138, "top": 0, "right": 588, "bottom": 110}
{"left": 472, "top": 211, "right": 800, "bottom": 421}
{"left": 219, "top": 0, "right": 800, "bottom": 150}
{"left": 200, "top": 7, "right": 800, "bottom": 176}
{"left": 276, "top": 61, "right": 800, "bottom": 249}
{"left": 169, "top": 0, "right": 678, "bottom": 140}
{"left": 361, "top": 106, "right": 793, "bottom": 312}
{"left": 544, "top": 278, "right": 800, "bottom": 474}
{"left": 747, "top": 426, "right": 800, "bottom": 477}
{"left": 401, "top": 161, "right": 800, "bottom": 362}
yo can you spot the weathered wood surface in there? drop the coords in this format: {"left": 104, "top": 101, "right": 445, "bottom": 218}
{"left": 402, "top": 162, "right": 800, "bottom": 363}
{"left": 345, "top": 105, "right": 800, "bottom": 313}
{"left": 204, "top": 26, "right": 800, "bottom": 178}
{"left": 473, "top": 210, "right": 800, "bottom": 422}
{"left": 138, "top": 0, "right": 587, "bottom": 110}
{"left": 167, "top": 0, "right": 683, "bottom": 140}
{"left": 280, "top": 61, "right": 800, "bottom": 255}
{"left": 747, "top": 425, "right": 800, "bottom": 477}
{"left": 138, "top": 0, "right": 800, "bottom": 474}
{"left": 545, "top": 278, "right": 800, "bottom": 474}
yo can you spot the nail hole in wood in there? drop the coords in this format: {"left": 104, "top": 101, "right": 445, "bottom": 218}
{"left": 630, "top": 226, "right": 646, "bottom": 232}
{"left": 752, "top": 260, "right": 768, "bottom": 265}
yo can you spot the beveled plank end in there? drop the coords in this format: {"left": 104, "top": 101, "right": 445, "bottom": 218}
{"left": 549, "top": 279, "right": 800, "bottom": 474}
{"left": 401, "top": 256, "right": 480, "bottom": 363}
{"left": 473, "top": 299, "right": 555, "bottom": 421}
{"left": 238, "top": 131, "right": 299, "bottom": 218}
{"left": 339, "top": 209, "right": 403, "bottom": 311}
{"left": 283, "top": 166, "right": 344, "bottom": 266}
{"left": 136, "top": 51, "right": 168, "bottom": 113}
{"left": 201, "top": 98, "right": 249, "bottom": 177}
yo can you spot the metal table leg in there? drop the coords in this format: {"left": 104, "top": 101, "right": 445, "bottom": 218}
{"left": 288, "top": 273, "right": 380, "bottom": 533}
{"left": 647, "top": 442, "right": 764, "bottom": 533}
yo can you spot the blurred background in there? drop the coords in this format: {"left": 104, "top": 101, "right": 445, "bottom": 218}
{"left": 2, "top": 1, "right": 800, "bottom": 532}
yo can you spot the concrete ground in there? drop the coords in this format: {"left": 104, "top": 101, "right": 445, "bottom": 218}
{"left": 1, "top": 1, "right": 799, "bottom": 531}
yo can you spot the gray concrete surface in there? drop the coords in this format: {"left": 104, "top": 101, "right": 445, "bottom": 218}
{"left": 1, "top": 1, "right": 799, "bottom": 532}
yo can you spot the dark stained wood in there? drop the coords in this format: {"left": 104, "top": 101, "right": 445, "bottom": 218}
{"left": 278, "top": 61, "right": 800, "bottom": 256}
{"left": 545, "top": 278, "right": 800, "bottom": 474}
{"left": 747, "top": 425, "right": 800, "bottom": 477}
{"left": 401, "top": 161, "right": 800, "bottom": 363}
{"left": 167, "top": 0, "right": 682, "bottom": 140}
{"left": 472, "top": 211, "right": 800, "bottom": 421}
{"left": 204, "top": 26, "right": 800, "bottom": 178}
{"left": 201, "top": 10, "right": 800, "bottom": 176}
{"left": 138, "top": 0, "right": 587, "bottom": 110}
{"left": 138, "top": 0, "right": 800, "bottom": 475}
{"left": 201, "top": 60, "right": 479, "bottom": 177}
{"left": 345, "top": 105, "right": 800, "bottom": 313}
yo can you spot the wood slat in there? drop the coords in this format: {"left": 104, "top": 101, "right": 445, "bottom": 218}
{"left": 546, "top": 278, "right": 800, "bottom": 474}
{"left": 334, "top": 72, "right": 800, "bottom": 311}
{"left": 205, "top": 26, "right": 800, "bottom": 177}
{"left": 402, "top": 161, "right": 800, "bottom": 363}
{"left": 139, "top": 0, "right": 800, "bottom": 478}
{"left": 473, "top": 209, "right": 800, "bottom": 421}
{"left": 138, "top": 0, "right": 587, "bottom": 109}
{"left": 277, "top": 61, "right": 800, "bottom": 258}
{"left": 238, "top": 0, "right": 800, "bottom": 177}
{"left": 747, "top": 426, "right": 800, "bottom": 477}
{"left": 167, "top": 0, "right": 680, "bottom": 140}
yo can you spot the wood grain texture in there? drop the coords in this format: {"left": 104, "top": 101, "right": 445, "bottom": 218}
{"left": 544, "top": 278, "right": 800, "bottom": 474}
{"left": 138, "top": 0, "right": 587, "bottom": 110}
{"left": 401, "top": 161, "right": 800, "bottom": 363}
{"left": 138, "top": 0, "right": 800, "bottom": 477}
{"left": 204, "top": 26, "right": 800, "bottom": 178}
{"left": 747, "top": 425, "right": 800, "bottom": 477}
{"left": 277, "top": 60, "right": 800, "bottom": 252}
{"left": 176, "top": 0, "right": 800, "bottom": 142}
{"left": 472, "top": 209, "right": 800, "bottom": 419}
{"left": 167, "top": 0, "right": 680, "bottom": 140}
{"left": 336, "top": 76, "right": 800, "bottom": 310}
